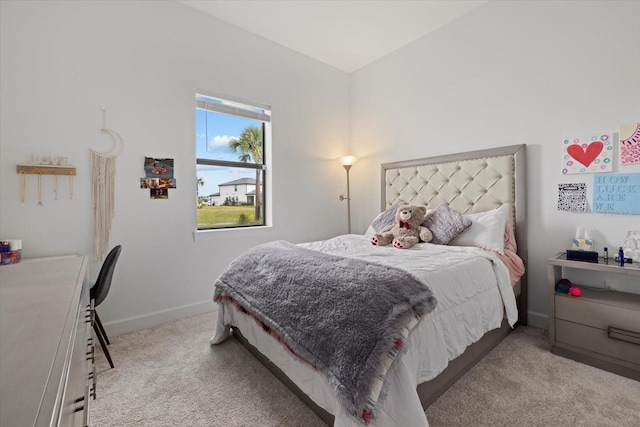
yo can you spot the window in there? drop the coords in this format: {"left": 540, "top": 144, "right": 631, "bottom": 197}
{"left": 196, "top": 92, "right": 270, "bottom": 230}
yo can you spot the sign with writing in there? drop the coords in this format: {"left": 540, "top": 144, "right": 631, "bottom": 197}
{"left": 592, "top": 173, "right": 640, "bottom": 215}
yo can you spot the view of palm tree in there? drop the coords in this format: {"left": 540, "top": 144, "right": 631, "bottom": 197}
{"left": 229, "top": 126, "right": 262, "bottom": 221}
{"left": 197, "top": 177, "right": 204, "bottom": 195}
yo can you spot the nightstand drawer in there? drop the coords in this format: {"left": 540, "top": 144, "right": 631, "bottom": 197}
{"left": 555, "top": 294, "right": 640, "bottom": 332}
{"left": 556, "top": 319, "right": 640, "bottom": 365}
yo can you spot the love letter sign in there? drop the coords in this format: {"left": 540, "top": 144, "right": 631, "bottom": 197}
{"left": 562, "top": 134, "right": 613, "bottom": 174}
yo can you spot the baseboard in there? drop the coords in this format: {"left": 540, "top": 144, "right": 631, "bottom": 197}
{"left": 526, "top": 310, "right": 547, "bottom": 330}
{"left": 102, "top": 306, "right": 549, "bottom": 338}
{"left": 104, "top": 300, "right": 217, "bottom": 337}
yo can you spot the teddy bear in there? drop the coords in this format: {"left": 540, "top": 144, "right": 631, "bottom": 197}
{"left": 370, "top": 204, "right": 433, "bottom": 249}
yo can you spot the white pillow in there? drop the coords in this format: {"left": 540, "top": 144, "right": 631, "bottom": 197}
{"left": 450, "top": 207, "right": 506, "bottom": 254}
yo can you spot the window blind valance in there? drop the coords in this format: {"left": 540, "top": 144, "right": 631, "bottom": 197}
{"left": 196, "top": 96, "right": 271, "bottom": 123}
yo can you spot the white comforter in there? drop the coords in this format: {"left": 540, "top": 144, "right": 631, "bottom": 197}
{"left": 212, "top": 235, "right": 518, "bottom": 427}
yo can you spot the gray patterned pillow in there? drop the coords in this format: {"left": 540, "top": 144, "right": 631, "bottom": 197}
{"left": 370, "top": 199, "right": 407, "bottom": 232}
{"left": 422, "top": 203, "right": 472, "bottom": 245}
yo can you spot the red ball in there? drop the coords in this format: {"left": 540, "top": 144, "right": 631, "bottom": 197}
{"left": 569, "top": 287, "right": 581, "bottom": 297}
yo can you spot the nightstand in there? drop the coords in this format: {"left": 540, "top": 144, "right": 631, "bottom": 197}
{"left": 547, "top": 252, "right": 640, "bottom": 380}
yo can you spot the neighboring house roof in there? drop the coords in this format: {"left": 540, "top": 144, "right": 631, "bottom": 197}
{"left": 208, "top": 193, "right": 220, "bottom": 197}
{"left": 219, "top": 177, "right": 256, "bottom": 186}
{"left": 246, "top": 190, "right": 255, "bottom": 196}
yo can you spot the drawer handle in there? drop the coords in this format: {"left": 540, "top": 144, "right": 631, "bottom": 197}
{"left": 87, "top": 338, "right": 95, "bottom": 362}
{"left": 608, "top": 326, "right": 640, "bottom": 346}
{"left": 74, "top": 395, "right": 85, "bottom": 412}
{"left": 91, "top": 366, "right": 97, "bottom": 400}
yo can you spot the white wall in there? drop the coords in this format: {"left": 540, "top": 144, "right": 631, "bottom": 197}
{"left": 3, "top": 1, "right": 639, "bottom": 335}
{"left": 0, "top": 1, "right": 350, "bottom": 334}
{"left": 350, "top": 0, "right": 640, "bottom": 328}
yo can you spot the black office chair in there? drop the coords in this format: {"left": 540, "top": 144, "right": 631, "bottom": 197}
{"left": 91, "top": 245, "right": 121, "bottom": 369}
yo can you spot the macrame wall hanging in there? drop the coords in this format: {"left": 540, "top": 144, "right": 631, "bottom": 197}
{"left": 91, "top": 109, "right": 124, "bottom": 261}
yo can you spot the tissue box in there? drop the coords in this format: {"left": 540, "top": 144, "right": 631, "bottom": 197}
{"left": 566, "top": 249, "right": 598, "bottom": 263}
{"left": 572, "top": 239, "right": 593, "bottom": 251}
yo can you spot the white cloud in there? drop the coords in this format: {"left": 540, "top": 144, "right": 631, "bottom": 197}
{"left": 209, "top": 135, "right": 237, "bottom": 148}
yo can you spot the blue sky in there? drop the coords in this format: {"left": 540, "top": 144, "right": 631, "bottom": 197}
{"left": 196, "top": 109, "right": 260, "bottom": 196}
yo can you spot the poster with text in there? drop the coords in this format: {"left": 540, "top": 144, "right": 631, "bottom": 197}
{"left": 619, "top": 122, "right": 640, "bottom": 165}
{"left": 592, "top": 173, "right": 640, "bottom": 215}
{"left": 562, "top": 134, "right": 613, "bottom": 174}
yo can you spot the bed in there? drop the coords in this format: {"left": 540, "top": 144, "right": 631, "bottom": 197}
{"left": 211, "top": 144, "right": 527, "bottom": 427}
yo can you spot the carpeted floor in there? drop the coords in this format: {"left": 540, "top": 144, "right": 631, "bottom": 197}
{"left": 92, "top": 310, "right": 640, "bottom": 426}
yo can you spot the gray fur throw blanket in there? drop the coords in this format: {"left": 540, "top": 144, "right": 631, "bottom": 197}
{"left": 213, "top": 240, "right": 437, "bottom": 424}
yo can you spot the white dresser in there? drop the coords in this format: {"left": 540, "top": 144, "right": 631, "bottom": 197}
{"left": 0, "top": 255, "right": 94, "bottom": 427}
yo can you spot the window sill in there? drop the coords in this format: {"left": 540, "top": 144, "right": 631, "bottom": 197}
{"left": 192, "top": 224, "right": 273, "bottom": 242}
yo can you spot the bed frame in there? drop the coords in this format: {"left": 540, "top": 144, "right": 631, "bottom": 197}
{"left": 232, "top": 144, "right": 527, "bottom": 425}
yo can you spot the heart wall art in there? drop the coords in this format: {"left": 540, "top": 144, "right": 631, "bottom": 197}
{"left": 562, "top": 133, "right": 613, "bottom": 174}
{"left": 619, "top": 122, "right": 640, "bottom": 165}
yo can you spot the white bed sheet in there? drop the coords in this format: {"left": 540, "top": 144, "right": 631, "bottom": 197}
{"left": 212, "top": 235, "right": 518, "bottom": 427}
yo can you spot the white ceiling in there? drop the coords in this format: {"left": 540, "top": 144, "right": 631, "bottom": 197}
{"left": 177, "top": 0, "right": 488, "bottom": 73}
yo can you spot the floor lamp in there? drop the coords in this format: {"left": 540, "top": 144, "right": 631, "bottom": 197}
{"left": 339, "top": 156, "right": 357, "bottom": 234}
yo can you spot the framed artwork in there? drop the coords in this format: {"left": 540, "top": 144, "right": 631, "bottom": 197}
{"left": 619, "top": 122, "right": 640, "bottom": 165}
{"left": 562, "top": 134, "right": 613, "bottom": 174}
{"left": 558, "top": 183, "right": 586, "bottom": 213}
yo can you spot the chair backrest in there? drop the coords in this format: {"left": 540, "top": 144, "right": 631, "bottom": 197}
{"left": 91, "top": 245, "right": 122, "bottom": 307}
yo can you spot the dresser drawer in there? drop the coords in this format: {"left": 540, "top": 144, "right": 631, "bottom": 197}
{"left": 555, "top": 319, "right": 640, "bottom": 365}
{"left": 58, "top": 283, "right": 92, "bottom": 427}
{"left": 555, "top": 293, "right": 640, "bottom": 332}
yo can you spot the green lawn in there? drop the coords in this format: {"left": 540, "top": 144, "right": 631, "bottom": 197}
{"left": 197, "top": 205, "right": 263, "bottom": 229}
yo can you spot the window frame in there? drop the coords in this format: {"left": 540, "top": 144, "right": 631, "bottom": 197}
{"left": 195, "top": 91, "right": 271, "bottom": 232}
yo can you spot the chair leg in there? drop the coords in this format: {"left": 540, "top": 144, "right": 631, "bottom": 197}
{"left": 93, "top": 321, "right": 114, "bottom": 369}
{"left": 94, "top": 311, "right": 110, "bottom": 345}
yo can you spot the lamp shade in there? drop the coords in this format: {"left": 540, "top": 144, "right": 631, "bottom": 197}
{"left": 340, "top": 155, "right": 358, "bottom": 167}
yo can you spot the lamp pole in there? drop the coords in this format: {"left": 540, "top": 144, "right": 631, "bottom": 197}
{"left": 344, "top": 164, "right": 352, "bottom": 234}
{"left": 339, "top": 155, "right": 357, "bottom": 234}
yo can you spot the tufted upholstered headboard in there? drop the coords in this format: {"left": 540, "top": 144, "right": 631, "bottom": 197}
{"left": 381, "top": 144, "right": 527, "bottom": 325}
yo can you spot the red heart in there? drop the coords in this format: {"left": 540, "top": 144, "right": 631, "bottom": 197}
{"left": 567, "top": 141, "right": 603, "bottom": 167}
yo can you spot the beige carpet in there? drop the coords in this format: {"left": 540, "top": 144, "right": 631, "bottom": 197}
{"left": 92, "top": 310, "right": 640, "bottom": 426}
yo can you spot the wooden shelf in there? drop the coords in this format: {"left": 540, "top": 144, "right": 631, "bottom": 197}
{"left": 16, "top": 164, "right": 76, "bottom": 176}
